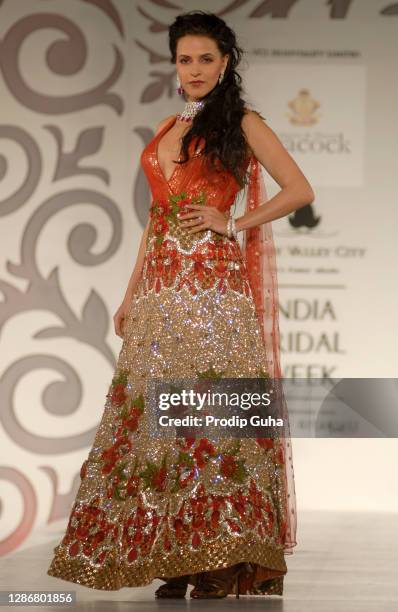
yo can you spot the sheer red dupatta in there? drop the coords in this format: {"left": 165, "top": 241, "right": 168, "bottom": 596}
{"left": 241, "top": 155, "right": 297, "bottom": 555}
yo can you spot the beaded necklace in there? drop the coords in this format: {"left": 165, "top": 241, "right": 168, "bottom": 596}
{"left": 176, "top": 99, "right": 205, "bottom": 122}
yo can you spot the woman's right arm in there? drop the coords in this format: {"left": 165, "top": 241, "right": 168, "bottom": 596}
{"left": 114, "top": 219, "right": 150, "bottom": 337}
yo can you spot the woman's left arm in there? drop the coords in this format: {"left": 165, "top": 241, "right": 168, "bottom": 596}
{"left": 236, "top": 110, "right": 315, "bottom": 232}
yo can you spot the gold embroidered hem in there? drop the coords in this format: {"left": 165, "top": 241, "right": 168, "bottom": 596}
{"left": 48, "top": 532, "right": 286, "bottom": 593}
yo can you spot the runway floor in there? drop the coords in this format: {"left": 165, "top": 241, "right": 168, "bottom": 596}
{"left": 1, "top": 510, "right": 397, "bottom": 611}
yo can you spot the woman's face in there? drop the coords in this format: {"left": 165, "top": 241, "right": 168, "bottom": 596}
{"left": 175, "top": 34, "right": 229, "bottom": 102}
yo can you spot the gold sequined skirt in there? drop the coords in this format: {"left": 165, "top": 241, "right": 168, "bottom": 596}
{"left": 47, "top": 240, "right": 288, "bottom": 595}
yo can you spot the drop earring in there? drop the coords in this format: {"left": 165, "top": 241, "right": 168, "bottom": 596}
{"left": 176, "top": 74, "right": 184, "bottom": 95}
{"left": 218, "top": 71, "right": 224, "bottom": 84}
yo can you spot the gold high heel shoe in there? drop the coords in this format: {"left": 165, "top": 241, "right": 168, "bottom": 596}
{"left": 154, "top": 574, "right": 189, "bottom": 598}
{"left": 190, "top": 565, "right": 242, "bottom": 599}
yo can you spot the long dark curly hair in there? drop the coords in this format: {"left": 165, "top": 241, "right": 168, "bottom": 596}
{"left": 169, "top": 10, "right": 261, "bottom": 189}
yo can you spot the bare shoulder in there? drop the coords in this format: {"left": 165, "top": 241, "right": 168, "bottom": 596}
{"left": 155, "top": 114, "right": 176, "bottom": 135}
{"left": 241, "top": 108, "right": 267, "bottom": 155}
{"left": 241, "top": 108, "right": 278, "bottom": 151}
{"left": 241, "top": 108, "right": 267, "bottom": 129}
{"left": 241, "top": 107, "right": 315, "bottom": 196}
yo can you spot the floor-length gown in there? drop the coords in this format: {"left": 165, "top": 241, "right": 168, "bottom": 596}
{"left": 47, "top": 114, "right": 296, "bottom": 596}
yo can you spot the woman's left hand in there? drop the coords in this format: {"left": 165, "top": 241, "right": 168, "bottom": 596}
{"left": 177, "top": 205, "right": 229, "bottom": 236}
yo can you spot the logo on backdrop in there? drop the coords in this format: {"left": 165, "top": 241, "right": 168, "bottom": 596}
{"left": 285, "top": 89, "right": 321, "bottom": 231}
{"left": 287, "top": 89, "right": 320, "bottom": 126}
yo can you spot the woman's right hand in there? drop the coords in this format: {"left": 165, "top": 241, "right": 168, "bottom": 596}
{"left": 113, "top": 300, "right": 130, "bottom": 338}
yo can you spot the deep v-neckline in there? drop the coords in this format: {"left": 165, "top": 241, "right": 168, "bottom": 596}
{"left": 155, "top": 114, "right": 182, "bottom": 185}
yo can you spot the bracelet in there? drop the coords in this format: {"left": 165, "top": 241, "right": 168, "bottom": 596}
{"left": 226, "top": 213, "right": 232, "bottom": 238}
{"left": 231, "top": 216, "right": 238, "bottom": 240}
{"left": 226, "top": 209, "right": 242, "bottom": 240}
{"left": 227, "top": 215, "right": 239, "bottom": 240}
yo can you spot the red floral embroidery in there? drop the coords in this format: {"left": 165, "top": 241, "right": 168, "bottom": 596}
{"left": 218, "top": 440, "right": 247, "bottom": 483}
{"left": 146, "top": 239, "right": 182, "bottom": 292}
{"left": 139, "top": 454, "right": 168, "bottom": 492}
{"left": 105, "top": 458, "right": 141, "bottom": 501}
{"left": 153, "top": 216, "right": 169, "bottom": 237}
{"left": 150, "top": 192, "right": 206, "bottom": 249}
{"left": 176, "top": 196, "right": 191, "bottom": 209}
{"left": 121, "top": 497, "right": 161, "bottom": 563}
{"left": 256, "top": 437, "right": 275, "bottom": 450}
{"left": 111, "top": 383, "right": 127, "bottom": 407}
{"left": 166, "top": 479, "right": 279, "bottom": 549}
{"left": 171, "top": 448, "right": 195, "bottom": 492}
{"left": 192, "top": 260, "right": 216, "bottom": 290}
{"left": 220, "top": 454, "right": 238, "bottom": 477}
{"left": 143, "top": 189, "right": 252, "bottom": 298}
{"left": 100, "top": 370, "right": 145, "bottom": 499}
{"left": 101, "top": 436, "right": 132, "bottom": 476}
{"left": 214, "top": 261, "right": 228, "bottom": 277}
{"left": 176, "top": 436, "right": 196, "bottom": 451}
{"left": 193, "top": 438, "right": 217, "bottom": 468}
{"left": 150, "top": 200, "right": 171, "bottom": 219}
{"left": 226, "top": 518, "right": 241, "bottom": 533}
{"left": 62, "top": 497, "right": 116, "bottom": 565}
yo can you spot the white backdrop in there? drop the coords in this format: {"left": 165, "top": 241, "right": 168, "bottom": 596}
{"left": 0, "top": 0, "right": 397, "bottom": 557}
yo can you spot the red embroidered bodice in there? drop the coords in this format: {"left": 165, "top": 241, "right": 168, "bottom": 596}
{"left": 139, "top": 115, "right": 253, "bottom": 299}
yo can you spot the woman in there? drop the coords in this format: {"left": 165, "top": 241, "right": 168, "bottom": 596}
{"left": 47, "top": 10, "right": 314, "bottom": 599}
